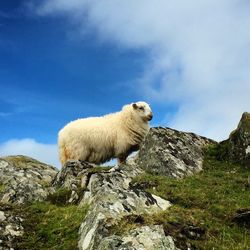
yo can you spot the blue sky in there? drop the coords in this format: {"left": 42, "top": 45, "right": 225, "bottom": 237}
{"left": 0, "top": 0, "right": 250, "bottom": 167}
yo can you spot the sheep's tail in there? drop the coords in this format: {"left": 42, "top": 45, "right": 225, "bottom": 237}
{"left": 58, "top": 141, "right": 68, "bottom": 167}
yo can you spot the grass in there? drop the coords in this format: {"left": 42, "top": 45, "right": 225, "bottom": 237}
{"left": 46, "top": 187, "right": 73, "bottom": 205}
{"left": 2, "top": 155, "right": 57, "bottom": 170}
{"left": 0, "top": 183, "right": 5, "bottom": 193}
{"left": 17, "top": 202, "right": 88, "bottom": 250}
{"left": 16, "top": 188, "right": 88, "bottom": 250}
{"left": 110, "top": 145, "right": 250, "bottom": 249}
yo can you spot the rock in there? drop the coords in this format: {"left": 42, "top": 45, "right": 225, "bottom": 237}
{"left": 0, "top": 204, "right": 24, "bottom": 250}
{"left": 52, "top": 161, "right": 111, "bottom": 204}
{"left": 0, "top": 156, "right": 58, "bottom": 249}
{"left": 232, "top": 209, "right": 250, "bottom": 228}
{"left": 53, "top": 161, "right": 172, "bottom": 250}
{"left": 228, "top": 112, "right": 250, "bottom": 167}
{"left": 0, "top": 155, "right": 58, "bottom": 204}
{"left": 136, "top": 127, "right": 215, "bottom": 178}
{"left": 98, "top": 225, "right": 179, "bottom": 250}
{"left": 0, "top": 211, "right": 6, "bottom": 221}
{"left": 181, "top": 225, "right": 206, "bottom": 240}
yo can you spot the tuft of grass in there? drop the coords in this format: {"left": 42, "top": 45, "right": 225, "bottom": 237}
{"left": 46, "top": 187, "right": 73, "bottom": 206}
{"left": 114, "top": 145, "right": 250, "bottom": 249}
{"left": 17, "top": 202, "right": 88, "bottom": 250}
{"left": 0, "top": 183, "right": 5, "bottom": 193}
{"left": 205, "top": 142, "right": 230, "bottom": 162}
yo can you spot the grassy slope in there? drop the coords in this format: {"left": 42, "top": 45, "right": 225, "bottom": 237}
{"left": 4, "top": 148, "right": 249, "bottom": 249}
{"left": 16, "top": 189, "right": 88, "bottom": 250}
{"left": 111, "top": 145, "right": 250, "bottom": 249}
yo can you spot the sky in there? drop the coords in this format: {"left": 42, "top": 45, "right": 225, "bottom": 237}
{"left": 0, "top": 0, "right": 249, "bottom": 168}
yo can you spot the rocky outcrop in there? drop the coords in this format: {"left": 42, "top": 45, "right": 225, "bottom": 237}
{"left": 1, "top": 112, "right": 248, "bottom": 250}
{"left": 136, "top": 127, "right": 215, "bottom": 178}
{"left": 53, "top": 161, "right": 173, "bottom": 250}
{"left": 0, "top": 156, "right": 58, "bottom": 204}
{"left": 98, "top": 225, "right": 178, "bottom": 250}
{"left": 0, "top": 204, "right": 24, "bottom": 250}
{"left": 228, "top": 112, "right": 250, "bottom": 167}
{"left": 0, "top": 155, "right": 58, "bottom": 250}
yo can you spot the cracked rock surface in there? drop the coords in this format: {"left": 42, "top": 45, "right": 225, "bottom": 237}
{"left": 228, "top": 112, "right": 250, "bottom": 167}
{"left": 0, "top": 155, "right": 58, "bottom": 249}
{"left": 98, "top": 225, "right": 179, "bottom": 250}
{"left": 136, "top": 127, "right": 215, "bottom": 178}
{"left": 55, "top": 161, "right": 173, "bottom": 250}
{"left": 0, "top": 156, "right": 58, "bottom": 204}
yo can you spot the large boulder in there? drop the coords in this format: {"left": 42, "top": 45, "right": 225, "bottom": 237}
{"left": 97, "top": 225, "right": 178, "bottom": 250}
{"left": 0, "top": 155, "right": 58, "bottom": 249}
{"left": 136, "top": 127, "right": 215, "bottom": 178}
{"left": 54, "top": 161, "right": 174, "bottom": 250}
{"left": 0, "top": 204, "right": 24, "bottom": 250}
{"left": 0, "top": 155, "right": 58, "bottom": 204}
{"left": 228, "top": 112, "right": 250, "bottom": 167}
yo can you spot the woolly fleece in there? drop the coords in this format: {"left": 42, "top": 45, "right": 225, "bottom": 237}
{"left": 58, "top": 101, "right": 153, "bottom": 166}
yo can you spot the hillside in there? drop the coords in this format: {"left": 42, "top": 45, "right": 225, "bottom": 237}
{"left": 0, "top": 112, "right": 249, "bottom": 250}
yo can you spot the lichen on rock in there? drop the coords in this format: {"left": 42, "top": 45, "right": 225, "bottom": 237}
{"left": 228, "top": 112, "right": 250, "bottom": 167}
{"left": 0, "top": 155, "right": 58, "bottom": 204}
{"left": 136, "top": 127, "right": 215, "bottom": 178}
{"left": 54, "top": 162, "right": 173, "bottom": 250}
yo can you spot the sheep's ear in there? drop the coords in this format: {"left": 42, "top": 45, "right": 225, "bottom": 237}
{"left": 132, "top": 103, "right": 137, "bottom": 109}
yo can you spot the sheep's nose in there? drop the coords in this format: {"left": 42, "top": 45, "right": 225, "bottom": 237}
{"left": 148, "top": 113, "right": 153, "bottom": 121}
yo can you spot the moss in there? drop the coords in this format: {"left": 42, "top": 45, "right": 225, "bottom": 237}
{"left": 16, "top": 202, "right": 88, "bottom": 250}
{"left": 118, "top": 148, "right": 250, "bottom": 249}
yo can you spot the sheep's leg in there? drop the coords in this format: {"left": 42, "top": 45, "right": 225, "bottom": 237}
{"left": 117, "top": 157, "right": 127, "bottom": 165}
{"left": 109, "top": 155, "right": 128, "bottom": 172}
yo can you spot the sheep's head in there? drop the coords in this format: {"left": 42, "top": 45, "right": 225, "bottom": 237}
{"left": 132, "top": 101, "right": 153, "bottom": 122}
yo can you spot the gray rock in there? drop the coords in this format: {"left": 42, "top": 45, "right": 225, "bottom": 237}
{"left": 0, "top": 204, "right": 24, "bottom": 250}
{"left": 0, "top": 155, "right": 58, "bottom": 249}
{"left": 0, "top": 155, "right": 58, "bottom": 204}
{"left": 0, "top": 211, "right": 6, "bottom": 221}
{"left": 136, "top": 127, "right": 215, "bottom": 178}
{"left": 98, "top": 225, "right": 179, "bottom": 250}
{"left": 53, "top": 160, "right": 111, "bottom": 204}
{"left": 232, "top": 209, "right": 250, "bottom": 228}
{"left": 54, "top": 161, "right": 171, "bottom": 250}
{"left": 228, "top": 112, "right": 250, "bottom": 167}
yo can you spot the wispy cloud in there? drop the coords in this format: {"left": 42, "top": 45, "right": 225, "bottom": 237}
{"left": 31, "top": 0, "right": 250, "bottom": 140}
{"left": 0, "top": 138, "right": 60, "bottom": 168}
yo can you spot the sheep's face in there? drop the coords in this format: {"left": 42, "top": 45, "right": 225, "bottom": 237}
{"left": 132, "top": 101, "right": 153, "bottom": 122}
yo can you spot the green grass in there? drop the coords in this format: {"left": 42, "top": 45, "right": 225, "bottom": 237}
{"left": 16, "top": 186, "right": 88, "bottom": 249}
{"left": 17, "top": 202, "right": 88, "bottom": 250}
{"left": 2, "top": 155, "right": 57, "bottom": 170}
{"left": 111, "top": 145, "right": 250, "bottom": 249}
{"left": 46, "top": 187, "right": 73, "bottom": 205}
{"left": 0, "top": 183, "right": 5, "bottom": 193}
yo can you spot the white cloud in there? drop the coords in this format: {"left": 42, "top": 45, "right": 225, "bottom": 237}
{"left": 0, "top": 139, "right": 60, "bottom": 168}
{"left": 32, "top": 0, "right": 250, "bottom": 140}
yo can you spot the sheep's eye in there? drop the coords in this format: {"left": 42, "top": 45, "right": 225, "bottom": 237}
{"left": 139, "top": 107, "right": 144, "bottom": 110}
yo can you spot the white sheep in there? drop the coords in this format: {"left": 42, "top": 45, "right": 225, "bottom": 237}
{"left": 58, "top": 101, "right": 153, "bottom": 166}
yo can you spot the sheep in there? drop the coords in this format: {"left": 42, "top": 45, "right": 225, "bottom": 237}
{"left": 58, "top": 101, "right": 153, "bottom": 166}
